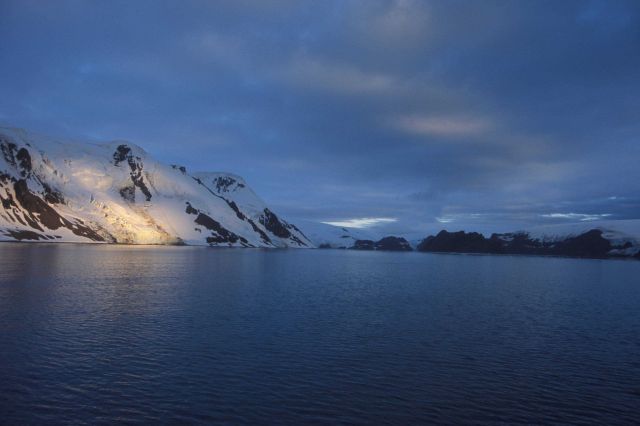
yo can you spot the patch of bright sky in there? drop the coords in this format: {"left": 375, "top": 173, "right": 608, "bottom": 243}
{"left": 541, "top": 213, "right": 612, "bottom": 221}
{"left": 322, "top": 217, "right": 397, "bottom": 229}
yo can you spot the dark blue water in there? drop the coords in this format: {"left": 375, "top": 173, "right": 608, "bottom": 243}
{"left": 1, "top": 244, "right": 639, "bottom": 424}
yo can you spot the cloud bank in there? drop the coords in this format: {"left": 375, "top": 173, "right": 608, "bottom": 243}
{"left": 1, "top": 0, "right": 638, "bottom": 237}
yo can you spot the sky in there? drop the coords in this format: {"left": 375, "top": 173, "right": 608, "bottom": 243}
{"left": 1, "top": 0, "right": 639, "bottom": 237}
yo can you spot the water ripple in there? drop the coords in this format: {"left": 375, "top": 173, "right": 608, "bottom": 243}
{"left": 1, "top": 244, "right": 639, "bottom": 424}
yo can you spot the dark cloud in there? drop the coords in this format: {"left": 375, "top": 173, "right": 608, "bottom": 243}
{"left": 1, "top": 0, "right": 638, "bottom": 235}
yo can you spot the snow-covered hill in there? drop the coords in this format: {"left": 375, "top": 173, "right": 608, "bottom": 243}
{"left": 0, "top": 127, "right": 312, "bottom": 247}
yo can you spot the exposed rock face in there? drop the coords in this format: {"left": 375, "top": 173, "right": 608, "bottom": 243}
{"left": 113, "top": 144, "right": 152, "bottom": 202}
{"left": 211, "top": 175, "right": 245, "bottom": 193}
{"left": 417, "top": 229, "right": 634, "bottom": 259}
{"left": 552, "top": 230, "right": 612, "bottom": 258}
{"left": 3, "top": 229, "right": 59, "bottom": 241}
{"left": 350, "top": 236, "right": 413, "bottom": 251}
{"left": 185, "top": 202, "right": 249, "bottom": 246}
{"left": 417, "top": 230, "right": 492, "bottom": 253}
{"left": 259, "top": 208, "right": 292, "bottom": 239}
{"left": 374, "top": 236, "right": 413, "bottom": 251}
{"left": 0, "top": 127, "right": 312, "bottom": 247}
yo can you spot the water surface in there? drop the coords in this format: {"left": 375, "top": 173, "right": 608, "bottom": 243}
{"left": 1, "top": 244, "right": 639, "bottom": 424}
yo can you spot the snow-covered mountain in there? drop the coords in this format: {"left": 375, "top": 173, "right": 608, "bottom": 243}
{"left": 0, "top": 127, "right": 312, "bottom": 247}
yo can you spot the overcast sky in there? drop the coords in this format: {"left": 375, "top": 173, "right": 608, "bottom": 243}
{"left": 1, "top": 0, "right": 639, "bottom": 236}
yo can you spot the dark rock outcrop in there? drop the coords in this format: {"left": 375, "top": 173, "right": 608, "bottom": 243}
{"left": 171, "top": 164, "right": 187, "bottom": 175}
{"left": 490, "top": 232, "right": 543, "bottom": 254}
{"left": 113, "top": 145, "right": 152, "bottom": 202}
{"left": 185, "top": 201, "right": 250, "bottom": 246}
{"left": 417, "top": 230, "right": 493, "bottom": 253}
{"left": 551, "top": 229, "right": 611, "bottom": 258}
{"left": 16, "top": 148, "right": 32, "bottom": 176}
{"left": 259, "top": 208, "right": 291, "bottom": 239}
{"left": 375, "top": 236, "right": 413, "bottom": 251}
{"left": 417, "top": 229, "right": 622, "bottom": 259}
{"left": 1, "top": 140, "right": 18, "bottom": 168}
{"left": 2, "top": 230, "right": 49, "bottom": 241}
{"left": 112, "top": 145, "right": 130, "bottom": 165}
{"left": 41, "top": 182, "right": 64, "bottom": 204}
{"left": 212, "top": 175, "right": 245, "bottom": 193}
{"left": 9, "top": 179, "right": 107, "bottom": 241}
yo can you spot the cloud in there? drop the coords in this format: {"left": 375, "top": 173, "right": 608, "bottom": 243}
{"left": 436, "top": 217, "right": 455, "bottom": 223}
{"left": 541, "top": 213, "right": 613, "bottom": 222}
{"left": 322, "top": 217, "right": 398, "bottom": 229}
{"left": 392, "top": 114, "right": 493, "bottom": 138}
{"left": 435, "top": 213, "right": 489, "bottom": 224}
{"left": 1, "top": 0, "right": 638, "bottom": 235}
{"left": 356, "top": 0, "right": 431, "bottom": 46}
{"left": 282, "top": 56, "right": 397, "bottom": 95}
{"left": 185, "top": 32, "right": 248, "bottom": 68}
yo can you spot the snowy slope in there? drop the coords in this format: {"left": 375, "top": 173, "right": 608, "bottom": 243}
{"left": 0, "top": 127, "right": 312, "bottom": 247}
{"left": 296, "top": 220, "right": 375, "bottom": 248}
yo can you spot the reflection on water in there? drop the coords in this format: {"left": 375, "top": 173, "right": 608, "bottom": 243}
{"left": 1, "top": 244, "right": 639, "bottom": 424}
